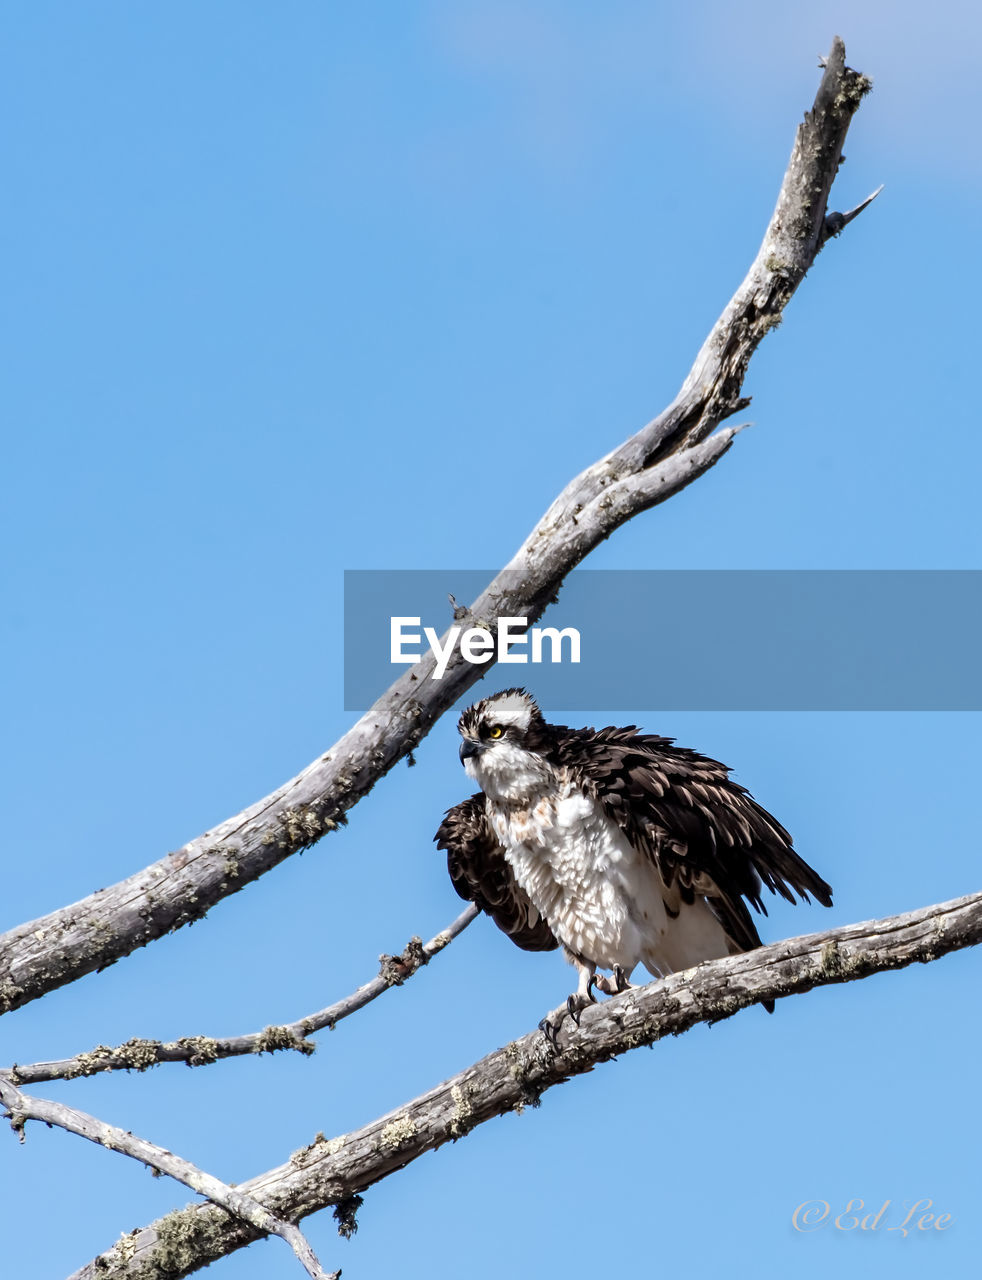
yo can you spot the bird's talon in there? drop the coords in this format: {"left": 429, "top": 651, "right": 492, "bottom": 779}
{"left": 567, "top": 995, "right": 581, "bottom": 1026}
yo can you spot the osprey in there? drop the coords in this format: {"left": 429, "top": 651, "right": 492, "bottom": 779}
{"left": 436, "top": 688, "right": 832, "bottom": 1034}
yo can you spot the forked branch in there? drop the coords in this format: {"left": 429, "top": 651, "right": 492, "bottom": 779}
{"left": 0, "top": 37, "right": 877, "bottom": 1017}
{"left": 8, "top": 905, "right": 478, "bottom": 1086}
{"left": 0, "top": 1076, "right": 337, "bottom": 1280}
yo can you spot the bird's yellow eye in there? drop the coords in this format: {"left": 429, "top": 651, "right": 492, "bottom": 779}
{"left": 488, "top": 725, "right": 504, "bottom": 739}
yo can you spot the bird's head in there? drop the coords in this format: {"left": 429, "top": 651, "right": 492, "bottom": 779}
{"left": 456, "top": 688, "right": 552, "bottom": 801}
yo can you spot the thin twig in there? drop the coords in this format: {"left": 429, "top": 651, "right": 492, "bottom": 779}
{"left": 70, "top": 889, "right": 982, "bottom": 1280}
{"left": 9, "top": 905, "right": 479, "bottom": 1085}
{"left": 0, "top": 1075, "right": 338, "bottom": 1280}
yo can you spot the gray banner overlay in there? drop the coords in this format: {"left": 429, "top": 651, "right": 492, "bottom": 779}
{"left": 343, "top": 570, "right": 981, "bottom": 711}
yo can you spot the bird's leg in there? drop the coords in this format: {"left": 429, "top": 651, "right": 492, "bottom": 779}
{"left": 592, "top": 964, "right": 635, "bottom": 996}
{"left": 539, "top": 958, "right": 597, "bottom": 1045}
{"left": 566, "top": 959, "right": 598, "bottom": 1026}
{"left": 538, "top": 1012, "right": 563, "bottom": 1048}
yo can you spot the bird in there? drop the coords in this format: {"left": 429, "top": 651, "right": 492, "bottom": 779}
{"left": 435, "top": 688, "right": 832, "bottom": 1038}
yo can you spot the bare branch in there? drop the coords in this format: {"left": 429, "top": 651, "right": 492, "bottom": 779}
{"left": 9, "top": 905, "right": 478, "bottom": 1086}
{"left": 0, "top": 38, "right": 877, "bottom": 1017}
{"left": 0, "top": 1076, "right": 338, "bottom": 1280}
{"left": 71, "top": 890, "right": 980, "bottom": 1280}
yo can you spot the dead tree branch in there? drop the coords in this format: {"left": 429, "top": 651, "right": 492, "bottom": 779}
{"left": 0, "top": 1076, "right": 337, "bottom": 1280}
{"left": 67, "top": 889, "right": 981, "bottom": 1280}
{"left": 0, "top": 37, "right": 874, "bottom": 1016}
{"left": 8, "top": 905, "right": 478, "bottom": 1086}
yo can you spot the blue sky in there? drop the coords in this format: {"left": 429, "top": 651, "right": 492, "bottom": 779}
{"left": 2, "top": 4, "right": 980, "bottom": 1278}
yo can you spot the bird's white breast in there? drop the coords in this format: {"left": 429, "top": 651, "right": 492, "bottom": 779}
{"left": 487, "top": 779, "right": 673, "bottom": 973}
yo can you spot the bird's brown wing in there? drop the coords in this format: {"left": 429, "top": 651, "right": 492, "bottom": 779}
{"left": 435, "top": 793, "right": 559, "bottom": 952}
{"left": 554, "top": 725, "right": 833, "bottom": 954}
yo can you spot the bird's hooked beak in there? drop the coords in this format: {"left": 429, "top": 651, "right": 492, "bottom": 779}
{"left": 459, "top": 737, "right": 484, "bottom": 764}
